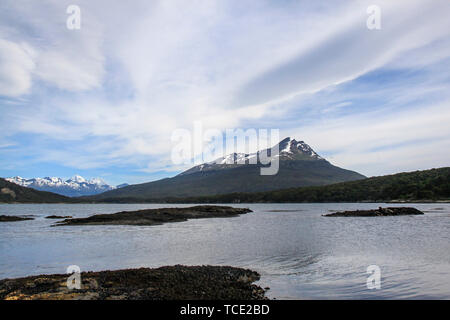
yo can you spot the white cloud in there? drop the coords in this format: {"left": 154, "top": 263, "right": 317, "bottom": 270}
{"left": 35, "top": 49, "right": 103, "bottom": 91}
{"left": 0, "top": 0, "right": 104, "bottom": 95}
{"left": 235, "top": 0, "right": 450, "bottom": 107}
{"left": 0, "top": 39, "right": 35, "bottom": 96}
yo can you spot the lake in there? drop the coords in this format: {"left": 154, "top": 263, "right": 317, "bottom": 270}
{"left": 0, "top": 203, "right": 449, "bottom": 299}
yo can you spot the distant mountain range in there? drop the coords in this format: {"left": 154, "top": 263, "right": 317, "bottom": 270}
{"left": 5, "top": 175, "right": 128, "bottom": 197}
{"left": 7, "top": 137, "right": 445, "bottom": 205}
{"left": 85, "top": 137, "right": 366, "bottom": 201}
{"left": 0, "top": 178, "right": 70, "bottom": 203}
{"left": 1, "top": 167, "right": 449, "bottom": 204}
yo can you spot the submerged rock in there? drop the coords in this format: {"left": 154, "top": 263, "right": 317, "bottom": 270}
{"left": 45, "top": 215, "right": 72, "bottom": 219}
{"left": 0, "top": 265, "right": 266, "bottom": 300}
{"left": 323, "top": 207, "right": 424, "bottom": 217}
{"left": 0, "top": 215, "right": 34, "bottom": 222}
{"left": 55, "top": 205, "right": 252, "bottom": 226}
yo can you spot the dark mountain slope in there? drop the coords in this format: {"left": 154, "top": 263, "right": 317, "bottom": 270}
{"left": 174, "top": 167, "right": 450, "bottom": 203}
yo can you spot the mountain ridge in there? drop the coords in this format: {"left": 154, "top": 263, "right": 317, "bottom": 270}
{"left": 5, "top": 175, "right": 128, "bottom": 197}
{"left": 2, "top": 167, "right": 449, "bottom": 203}
{"left": 169, "top": 167, "right": 450, "bottom": 203}
{"left": 85, "top": 167, "right": 450, "bottom": 203}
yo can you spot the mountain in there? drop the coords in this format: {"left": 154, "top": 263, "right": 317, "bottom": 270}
{"left": 5, "top": 175, "right": 127, "bottom": 197}
{"left": 86, "top": 137, "right": 366, "bottom": 202}
{"left": 171, "top": 167, "right": 450, "bottom": 203}
{"left": 179, "top": 137, "right": 324, "bottom": 176}
{"left": 0, "top": 178, "right": 71, "bottom": 203}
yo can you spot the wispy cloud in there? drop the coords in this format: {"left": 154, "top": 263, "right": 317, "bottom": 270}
{"left": 0, "top": 0, "right": 449, "bottom": 184}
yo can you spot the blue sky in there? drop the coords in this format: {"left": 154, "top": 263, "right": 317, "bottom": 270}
{"left": 1, "top": 0, "right": 450, "bottom": 185}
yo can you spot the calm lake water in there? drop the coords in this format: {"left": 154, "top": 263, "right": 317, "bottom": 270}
{"left": 1, "top": 203, "right": 449, "bottom": 299}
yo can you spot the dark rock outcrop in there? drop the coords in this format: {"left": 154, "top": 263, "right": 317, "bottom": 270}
{"left": 0, "top": 265, "right": 266, "bottom": 300}
{"left": 0, "top": 215, "right": 34, "bottom": 222}
{"left": 323, "top": 207, "right": 424, "bottom": 217}
{"left": 45, "top": 215, "right": 72, "bottom": 219}
{"left": 55, "top": 205, "right": 252, "bottom": 226}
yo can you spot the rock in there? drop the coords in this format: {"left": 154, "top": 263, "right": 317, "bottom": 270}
{"left": 45, "top": 215, "right": 72, "bottom": 219}
{"left": 0, "top": 265, "right": 267, "bottom": 300}
{"left": 323, "top": 207, "right": 424, "bottom": 217}
{"left": 55, "top": 205, "right": 252, "bottom": 226}
{"left": 0, "top": 215, "right": 34, "bottom": 222}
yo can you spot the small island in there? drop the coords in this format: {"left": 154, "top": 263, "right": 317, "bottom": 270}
{"left": 323, "top": 207, "right": 424, "bottom": 217}
{"left": 55, "top": 205, "right": 252, "bottom": 226}
{"left": 0, "top": 265, "right": 266, "bottom": 300}
{"left": 0, "top": 215, "right": 34, "bottom": 222}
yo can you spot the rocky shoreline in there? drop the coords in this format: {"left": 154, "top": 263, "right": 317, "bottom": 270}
{"left": 0, "top": 265, "right": 267, "bottom": 300}
{"left": 323, "top": 206, "right": 424, "bottom": 217}
{"left": 55, "top": 205, "right": 252, "bottom": 226}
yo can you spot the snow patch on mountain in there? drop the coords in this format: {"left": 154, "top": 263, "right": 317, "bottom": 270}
{"left": 5, "top": 175, "right": 128, "bottom": 197}
{"left": 278, "top": 137, "right": 323, "bottom": 160}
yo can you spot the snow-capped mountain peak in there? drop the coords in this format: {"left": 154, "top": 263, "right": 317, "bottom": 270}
{"left": 69, "top": 174, "right": 86, "bottom": 183}
{"left": 178, "top": 137, "right": 324, "bottom": 176}
{"left": 277, "top": 137, "right": 323, "bottom": 160}
{"left": 5, "top": 175, "right": 128, "bottom": 197}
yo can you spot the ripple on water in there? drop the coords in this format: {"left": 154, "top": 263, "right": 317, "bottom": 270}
{"left": 0, "top": 203, "right": 449, "bottom": 299}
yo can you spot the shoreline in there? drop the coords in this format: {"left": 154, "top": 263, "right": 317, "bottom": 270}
{"left": 0, "top": 265, "right": 267, "bottom": 300}
{"left": 1, "top": 200, "right": 450, "bottom": 205}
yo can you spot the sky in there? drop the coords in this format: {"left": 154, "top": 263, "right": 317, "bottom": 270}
{"left": 0, "top": 0, "right": 450, "bottom": 185}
